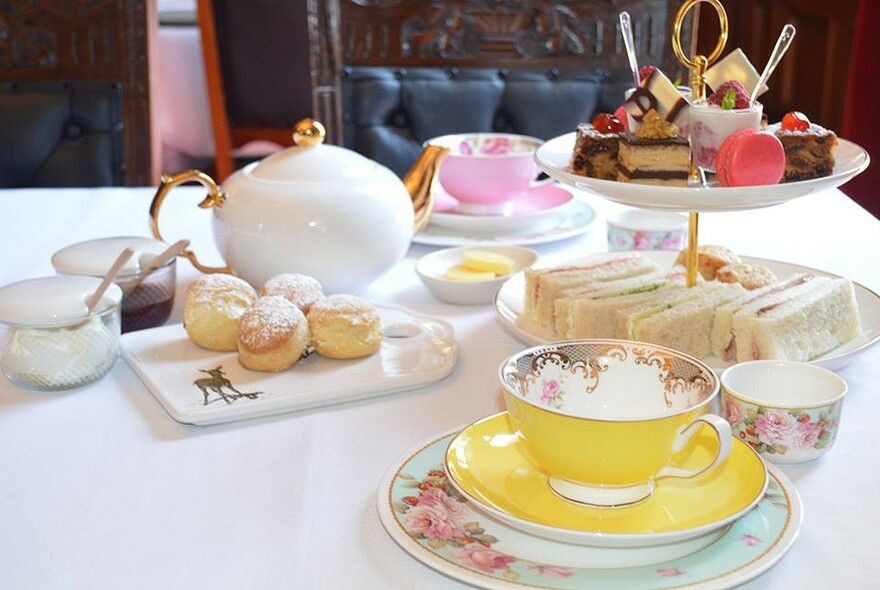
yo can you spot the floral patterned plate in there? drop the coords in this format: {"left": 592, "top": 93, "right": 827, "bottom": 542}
{"left": 377, "top": 428, "right": 802, "bottom": 590}
{"left": 444, "top": 413, "right": 767, "bottom": 548}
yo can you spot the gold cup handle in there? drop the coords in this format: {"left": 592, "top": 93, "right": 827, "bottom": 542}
{"left": 149, "top": 170, "right": 232, "bottom": 275}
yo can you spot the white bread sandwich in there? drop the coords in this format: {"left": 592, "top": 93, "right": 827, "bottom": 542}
{"left": 621, "top": 282, "right": 746, "bottom": 358}
{"left": 730, "top": 277, "right": 861, "bottom": 362}
{"left": 711, "top": 274, "right": 818, "bottom": 361}
{"left": 557, "top": 269, "right": 689, "bottom": 338}
{"left": 524, "top": 254, "right": 658, "bottom": 327}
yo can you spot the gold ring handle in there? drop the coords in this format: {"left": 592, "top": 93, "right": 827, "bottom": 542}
{"left": 672, "top": 0, "right": 728, "bottom": 70}
{"left": 149, "top": 170, "right": 232, "bottom": 275}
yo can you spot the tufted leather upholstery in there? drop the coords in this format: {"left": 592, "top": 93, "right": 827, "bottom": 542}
{"left": 0, "top": 81, "right": 125, "bottom": 188}
{"left": 342, "top": 66, "right": 619, "bottom": 177}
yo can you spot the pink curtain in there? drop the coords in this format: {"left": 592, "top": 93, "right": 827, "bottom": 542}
{"left": 842, "top": 0, "right": 880, "bottom": 219}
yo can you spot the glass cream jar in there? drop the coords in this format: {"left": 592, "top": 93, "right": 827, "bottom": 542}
{"left": 0, "top": 276, "right": 122, "bottom": 391}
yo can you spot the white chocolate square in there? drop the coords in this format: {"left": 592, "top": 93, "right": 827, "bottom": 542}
{"left": 705, "top": 48, "right": 769, "bottom": 98}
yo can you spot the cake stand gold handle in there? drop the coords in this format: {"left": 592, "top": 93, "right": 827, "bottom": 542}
{"left": 672, "top": 0, "right": 729, "bottom": 287}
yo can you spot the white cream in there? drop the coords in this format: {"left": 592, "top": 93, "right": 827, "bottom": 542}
{"left": 2, "top": 317, "right": 118, "bottom": 390}
{"left": 0, "top": 276, "right": 122, "bottom": 390}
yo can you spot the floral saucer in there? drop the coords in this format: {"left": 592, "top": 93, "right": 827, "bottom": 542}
{"left": 444, "top": 413, "right": 767, "bottom": 549}
{"left": 377, "top": 427, "right": 802, "bottom": 589}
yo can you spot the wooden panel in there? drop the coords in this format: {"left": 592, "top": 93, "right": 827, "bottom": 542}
{"left": 0, "top": 0, "right": 157, "bottom": 186}
{"left": 696, "top": 0, "right": 857, "bottom": 132}
{"left": 338, "top": 0, "right": 687, "bottom": 74}
{"left": 311, "top": 0, "right": 692, "bottom": 143}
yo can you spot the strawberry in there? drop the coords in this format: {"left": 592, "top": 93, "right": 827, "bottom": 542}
{"left": 781, "top": 111, "right": 811, "bottom": 131}
{"left": 613, "top": 106, "right": 630, "bottom": 131}
{"left": 707, "top": 81, "right": 751, "bottom": 109}
{"left": 638, "top": 65, "right": 655, "bottom": 83}
{"left": 592, "top": 113, "right": 625, "bottom": 133}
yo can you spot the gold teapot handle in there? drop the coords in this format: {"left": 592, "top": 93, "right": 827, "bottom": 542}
{"left": 149, "top": 170, "right": 232, "bottom": 274}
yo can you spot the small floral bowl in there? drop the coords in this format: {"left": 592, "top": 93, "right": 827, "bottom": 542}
{"left": 606, "top": 209, "right": 687, "bottom": 252}
{"left": 720, "top": 361, "right": 847, "bottom": 464}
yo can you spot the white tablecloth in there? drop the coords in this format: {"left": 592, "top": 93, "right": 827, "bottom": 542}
{"left": 0, "top": 186, "right": 878, "bottom": 589}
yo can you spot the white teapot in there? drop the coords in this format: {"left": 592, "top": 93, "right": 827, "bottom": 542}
{"left": 150, "top": 120, "right": 446, "bottom": 292}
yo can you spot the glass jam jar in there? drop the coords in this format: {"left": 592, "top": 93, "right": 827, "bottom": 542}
{"left": 52, "top": 236, "right": 177, "bottom": 333}
{"left": 0, "top": 276, "right": 122, "bottom": 391}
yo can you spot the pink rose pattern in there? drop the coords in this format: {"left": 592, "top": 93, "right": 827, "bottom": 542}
{"left": 608, "top": 229, "right": 683, "bottom": 251}
{"left": 457, "top": 136, "right": 515, "bottom": 156}
{"left": 657, "top": 567, "right": 686, "bottom": 577}
{"left": 723, "top": 396, "right": 838, "bottom": 456}
{"left": 540, "top": 378, "right": 564, "bottom": 408}
{"left": 395, "top": 467, "right": 573, "bottom": 581}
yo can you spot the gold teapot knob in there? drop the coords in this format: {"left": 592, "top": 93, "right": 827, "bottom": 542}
{"left": 293, "top": 119, "right": 326, "bottom": 147}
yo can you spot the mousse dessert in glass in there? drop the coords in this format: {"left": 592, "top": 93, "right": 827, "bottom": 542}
{"left": 689, "top": 80, "right": 763, "bottom": 171}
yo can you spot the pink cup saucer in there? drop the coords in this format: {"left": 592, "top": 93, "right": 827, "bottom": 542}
{"left": 433, "top": 183, "right": 572, "bottom": 217}
{"left": 429, "top": 184, "right": 574, "bottom": 235}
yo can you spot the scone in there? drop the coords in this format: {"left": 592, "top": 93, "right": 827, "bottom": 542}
{"left": 307, "top": 294, "right": 382, "bottom": 359}
{"left": 716, "top": 262, "right": 777, "bottom": 290}
{"left": 675, "top": 245, "right": 740, "bottom": 280}
{"left": 184, "top": 274, "right": 258, "bottom": 351}
{"left": 259, "top": 273, "right": 324, "bottom": 313}
{"left": 237, "top": 296, "right": 310, "bottom": 372}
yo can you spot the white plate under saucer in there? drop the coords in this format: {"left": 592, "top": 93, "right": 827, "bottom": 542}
{"left": 444, "top": 412, "right": 767, "bottom": 549}
{"left": 494, "top": 251, "right": 880, "bottom": 371}
{"left": 536, "top": 133, "right": 869, "bottom": 212}
{"left": 413, "top": 200, "right": 597, "bottom": 247}
{"left": 377, "top": 426, "right": 802, "bottom": 589}
{"left": 429, "top": 183, "right": 574, "bottom": 235}
{"left": 120, "top": 305, "right": 458, "bottom": 425}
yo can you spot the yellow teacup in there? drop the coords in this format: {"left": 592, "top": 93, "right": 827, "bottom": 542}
{"left": 499, "top": 340, "right": 730, "bottom": 507}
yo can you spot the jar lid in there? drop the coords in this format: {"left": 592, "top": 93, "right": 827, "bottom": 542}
{"left": 0, "top": 276, "right": 122, "bottom": 326}
{"left": 52, "top": 236, "right": 170, "bottom": 278}
{"left": 248, "top": 119, "right": 375, "bottom": 183}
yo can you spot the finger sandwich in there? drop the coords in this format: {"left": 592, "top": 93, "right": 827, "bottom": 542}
{"left": 557, "top": 269, "right": 689, "bottom": 338}
{"left": 523, "top": 254, "right": 658, "bottom": 327}
{"left": 711, "top": 274, "right": 818, "bottom": 361}
{"left": 621, "top": 283, "right": 746, "bottom": 358}
{"left": 729, "top": 276, "right": 861, "bottom": 362}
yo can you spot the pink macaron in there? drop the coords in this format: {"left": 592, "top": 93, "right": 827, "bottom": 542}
{"left": 716, "top": 128, "right": 785, "bottom": 187}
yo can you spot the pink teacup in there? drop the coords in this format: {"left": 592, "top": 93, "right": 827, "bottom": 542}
{"left": 427, "top": 133, "right": 544, "bottom": 216}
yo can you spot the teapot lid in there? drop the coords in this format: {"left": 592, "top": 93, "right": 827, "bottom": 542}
{"left": 249, "top": 119, "right": 375, "bottom": 182}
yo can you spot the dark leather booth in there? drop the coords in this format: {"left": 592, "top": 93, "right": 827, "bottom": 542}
{"left": 0, "top": 81, "right": 125, "bottom": 188}
{"left": 341, "top": 66, "right": 613, "bottom": 177}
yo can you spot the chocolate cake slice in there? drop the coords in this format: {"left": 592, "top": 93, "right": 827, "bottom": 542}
{"left": 617, "top": 133, "right": 690, "bottom": 186}
{"left": 570, "top": 123, "right": 620, "bottom": 180}
{"left": 765, "top": 122, "right": 838, "bottom": 182}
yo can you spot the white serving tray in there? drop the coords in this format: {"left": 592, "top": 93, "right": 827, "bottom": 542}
{"left": 121, "top": 305, "right": 458, "bottom": 425}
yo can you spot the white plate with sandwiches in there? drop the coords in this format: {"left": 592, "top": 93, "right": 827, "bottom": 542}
{"left": 494, "top": 251, "right": 880, "bottom": 371}
{"left": 535, "top": 133, "right": 870, "bottom": 213}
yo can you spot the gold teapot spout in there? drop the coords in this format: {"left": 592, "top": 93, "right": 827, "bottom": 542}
{"left": 405, "top": 145, "right": 449, "bottom": 233}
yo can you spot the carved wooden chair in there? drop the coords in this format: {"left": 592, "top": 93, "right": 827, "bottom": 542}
{"left": 0, "top": 0, "right": 156, "bottom": 187}
{"left": 312, "top": 0, "right": 693, "bottom": 176}
{"left": 196, "top": 0, "right": 313, "bottom": 181}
